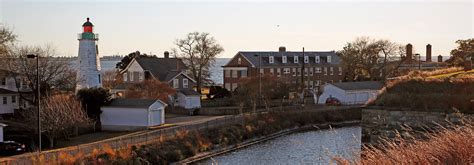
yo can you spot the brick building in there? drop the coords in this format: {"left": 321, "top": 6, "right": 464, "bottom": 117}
{"left": 222, "top": 47, "right": 344, "bottom": 91}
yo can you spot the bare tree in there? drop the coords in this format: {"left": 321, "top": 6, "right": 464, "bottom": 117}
{"left": 339, "top": 37, "right": 405, "bottom": 81}
{"left": 17, "top": 95, "right": 93, "bottom": 148}
{"left": 173, "top": 32, "right": 224, "bottom": 93}
{"left": 0, "top": 25, "right": 16, "bottom": 56}
{"left": 6, "top": 45, "right": 76, "bottom": 104}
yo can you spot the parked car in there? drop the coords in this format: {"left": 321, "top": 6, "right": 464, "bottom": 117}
{"left": 0, "top": 141, "right": 26, "bottom": 156}
{"left": 325, "top": 97, "right": 342, "bottom": 106}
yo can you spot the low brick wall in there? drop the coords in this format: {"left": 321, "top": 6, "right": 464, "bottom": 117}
{"left": 362, "top": 107, "right": 474, "bottom": 144}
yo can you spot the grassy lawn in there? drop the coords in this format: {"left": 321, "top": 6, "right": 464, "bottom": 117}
{"left": 428, "top": 69, "right": 474, "bottom": 79}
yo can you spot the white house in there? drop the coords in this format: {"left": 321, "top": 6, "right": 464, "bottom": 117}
{"left": 316, "top": 81, "right": 384, "bottom": 105}
{"left": 100, "top": 98, "right": 167, "bottom": 131}
{"left": 0, "top": 70, "right": 31, "bottom": 115}
{"left": 176, "top": 89, "right": 201, "bottom": 110}
{"left": 0, "top": 123, "right": 7, "bottom": 142}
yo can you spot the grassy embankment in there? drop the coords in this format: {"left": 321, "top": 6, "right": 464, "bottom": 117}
{"left": 374, "top": 67, "right": 474, "bottom": 113}
{"left": 348, "top": 67, "right": 474, "bottom": 164}
{"left": 29, "top": 109, "right": 360, "bottom": 164}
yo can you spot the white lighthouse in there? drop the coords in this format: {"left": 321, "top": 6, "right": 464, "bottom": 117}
{"left": 76, "top": 17, "right": 101, "bottom": 91}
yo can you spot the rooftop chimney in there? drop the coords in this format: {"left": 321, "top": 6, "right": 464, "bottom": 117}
{"left": 438, "top": 55, "right": 443, "bottom": 62}
{"left": 426, "top": 44, "right": 432, "bottom": 62}
{"left": 279, "top": 46, "right": 286, "bottom": 52}
{"left": 406, "top": 44, "right": 413, "bottom": 64}
{"left": 164, "top": 51, "right": 170, "bottom": 58}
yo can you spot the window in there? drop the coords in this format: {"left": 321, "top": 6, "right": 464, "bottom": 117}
{"left": 283, "top": 68, "right": 290, "bottom": 74}
{"left": 225, "top": 70, "right": 230, "bottom": 78}
{"left": 309, "top": 81, "right": 314, "bottom": 89}
{"left": 231, "top": 70, "right": 238, "bottom": 78}
{"left": 338, "top": 67, "right": 343, "bottom": 75}
{"left": 324, "top": 67, "right": 328, "bottom": 75}
{"left": 270, "top": 68, "right": 274, "bottom": 74}
{"left": 330, "top": 67, "right": 334, "bottom": 75}
{"left": 183, "top": 79, "right": 188, "bottom": 88}
{"left": 231, "top": 83, "right": 238, "bottom": 91}
{"left": 130, "top": 72, "right": 134, "bottom": 81}
{"left": 327, "top": 56, "right": 332, "bottom": 63}
{"left": 241, "top": 70, "right": 248, "bottom": 77}
{"left": 292, "top": 68, "right": 296, "bottom": 76}
{"left": 123, "top": 73, "right": 128, "bottom": 81}
{"left": 297, "top": 68, "right": 301, "bottom": 76}
{"left": 173, "top": 79, "right": 179, "bottom": 88}
{"left": 238, "top": 58, "right": 242, "bottom": 64}
{"left": 225, "top": 83, "right": 231, "bottom": 91}
{"left": 309, "top": 67, "right": 314, "bottom": 76}
{"left": 304, "top": 56, "right": 309, "bottom": 63}
{"left": 260, "top": 68, "right": 264, "bottom": 75}
{"left": 11, "top": 96, "right": 16, "bottom": 104}
{"left": 282, "top": 56, "right": 287, "bottom": 63}
{"left": 304, "top": 68, "right": 308, "bottom": 76}
{"left": 315, "top": 80, "right": 320, "bottom": 86}
{"left": 304, "top": 81, "right": 308, "bottom": 89}
{"left": 315, "top": 56, "right": 320, "bottom": 63}
{"left": 2, "top": 97, "right": 6, "bottom": 104}
{"left": 315, "top": 67, "right": 322, "bottom": 73}
{"left": 1, "top": 78, "right": 5, "bottom": 85}
{"left": 139, "top": 72, "right": 143, "bottom": 81}
{"left": 269, "top": 56, "right": 274, "bottom": 64}
{"left": 294, "top": 56, "right": 299, "bottom": 63}
{"left": 277, "top": 68, "right": 281, "bottom": 77}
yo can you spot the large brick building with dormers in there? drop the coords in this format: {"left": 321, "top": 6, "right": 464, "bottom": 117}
{"left": 222, "top": 47, "right": 345, "bottom": 92}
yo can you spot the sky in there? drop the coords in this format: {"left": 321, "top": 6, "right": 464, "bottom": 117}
{"left": 0, "top": 0, "right": 472, "bottom": 58}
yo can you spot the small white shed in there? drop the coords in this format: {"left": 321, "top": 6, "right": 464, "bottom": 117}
{"left": 176, "top": 89, "right": 201, "bottom": 110}
{"left": 316, "top": 81, "right": 384, "bottom": 105}
{"left": 101, "top": 98, "right": 167, "bottom": 131}
{"left": 0, "top": 123, "right": 7, "bottom": 142}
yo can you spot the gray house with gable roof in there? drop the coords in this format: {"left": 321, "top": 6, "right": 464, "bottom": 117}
{"left": 115, "top": 52, "right": 201, "bottom": 111}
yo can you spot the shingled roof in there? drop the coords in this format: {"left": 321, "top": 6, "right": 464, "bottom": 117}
{"left": 0, "top": 88, "right": 17, "bottom": 94}
{"left": 134, "top": 57, "right": 187, "bottom": 82}
{"left": 232, "top": 51, "right": 341, "bottom": 67}
{"left": 330, "top": 81, "right": 384, "bottom": 91}
{"left": 106, "top": 98, "right": 164, "bottom": 108}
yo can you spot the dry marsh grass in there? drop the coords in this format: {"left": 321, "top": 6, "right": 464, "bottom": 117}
{"left": 335, "top": 118, "right": 474, "bottom": 164}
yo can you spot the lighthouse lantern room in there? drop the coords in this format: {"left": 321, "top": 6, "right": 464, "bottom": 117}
{"left": 76, "top": 17, "right": 101, "bottom": 91}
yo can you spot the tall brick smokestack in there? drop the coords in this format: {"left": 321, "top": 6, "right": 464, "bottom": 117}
{"left": 426, "top": 44, "right": 432, "bottom": 62}
{"left": 406, "top": 44, "right": 413, "bottom": 64}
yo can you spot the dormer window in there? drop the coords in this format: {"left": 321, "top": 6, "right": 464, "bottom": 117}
{"left": 304, "top": 56, "right": 309, "bottom": 63}
{"left": 269, "top": 56, "right": 274, "bottom": 64}
{"left": 315, "top": 56, "right": 320, "bottom": 63}
{"left": 327, "top": 56, "right": 332, "bottom": 63}
{"left": 282, "top": 56, "right": 287, "bottom": 63}
{"left": 238, "top": 57, "right": 242, "bottom": 64}
{"left": 294, "top": 56, "right": 298, "bottom": 63}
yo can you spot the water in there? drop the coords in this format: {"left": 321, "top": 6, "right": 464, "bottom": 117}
{"left": 98, "top": 58, "right": 229, "bottom": 85}
{"left": 196, "top": 127, "right": 361, "bottom": 165}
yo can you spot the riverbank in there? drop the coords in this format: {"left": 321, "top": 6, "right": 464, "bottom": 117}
{"left": 178, "top": 120, "right": 360, "bottom": 164}
{"left": 127, "top": 108, "right": 361, "bottom": 164}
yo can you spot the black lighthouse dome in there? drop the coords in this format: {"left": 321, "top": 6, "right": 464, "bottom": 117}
{"left": 82, "top": 17, "right": 94, "bottom": 27}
